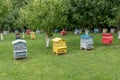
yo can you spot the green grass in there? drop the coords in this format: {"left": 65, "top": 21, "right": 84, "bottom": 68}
{"left": 0, "top": 32, "right": 120, "bottom": 80}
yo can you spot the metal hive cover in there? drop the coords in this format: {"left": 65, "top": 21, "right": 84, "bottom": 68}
{"left": 80, "top": 35, "right": 91, "bottom": 39}
{"left": 12, "top": 39, "right": 27, "bottom": 45}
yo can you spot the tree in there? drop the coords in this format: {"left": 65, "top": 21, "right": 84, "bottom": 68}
{"left": 19, "top": 0, "right": 67, "bottom": 47}
{"left": 0, "top": 0, "right": 12, "bottom": 40}
{"left": 65, "top": 0, "right": 120, "bottom": 32}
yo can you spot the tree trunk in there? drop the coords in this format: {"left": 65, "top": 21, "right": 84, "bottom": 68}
{"left": 85, "top": 29, "right": 89, "bottom": 35}
{"left": 45, "top": 35, "right": 50, "bottom": 48}
{"left": 80, "top": 29, "right": 82, "bottom": 34}
{"left": 0, "top": 33, "right": 4, "bottom": 40}
{"left": 22, "top": 31, "right": 25, "bottom": 38}
{"left": 118, "top": 30, "right": 120, "bottom": 39}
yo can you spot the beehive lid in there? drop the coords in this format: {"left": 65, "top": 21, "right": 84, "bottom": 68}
{"left": 52, "top": 37, "right": 65, "bottom": 42}
{"left": 102, "top": 33, "right": 112, "bottom": 36}
{"left": 30, "top": 31, "right": 35, "bottom": 33}
{"left": 81, "top": 35, "right": 90, "bottom": 39}
{"left": 12, "top": 39, "right": 27, "bottom": 45}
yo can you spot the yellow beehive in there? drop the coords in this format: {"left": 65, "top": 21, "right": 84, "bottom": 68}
{"left": 103, "top": 28, "right": 108, "bottom": 33}
{"left": 30, "top": 31, "right": 36, "bottom": 40}
{"left": 52, "top": 37, "right": 67, "bottom": 55}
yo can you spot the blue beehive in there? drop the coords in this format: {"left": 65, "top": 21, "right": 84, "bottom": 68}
{"left": 94, "top": 28, "right": 99, "bottom": 33}
{"left": 12, "top": 39, "right": 27, "bottom": 59}
{"left": 74, "top": 29, "right": 81, "bottom": 34}
{"left": 54, "top": 29, "right": 59, "bottom": 33}
{"left": 80, "top": 35, "right": 94, "bottom": 51}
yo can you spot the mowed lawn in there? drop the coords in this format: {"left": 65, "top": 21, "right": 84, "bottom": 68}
{"left": 0, "top": 32, "right": 120, "bottom": 80}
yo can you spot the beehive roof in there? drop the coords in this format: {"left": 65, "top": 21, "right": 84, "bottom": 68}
{"left": 81, "top": 35, "right": 90, "bottom": 39}
{"left": 52, "top": 37, "right": 65, "bottom": 42}
{"left": 12, "top": 39, "right": 27, "bottom": 44}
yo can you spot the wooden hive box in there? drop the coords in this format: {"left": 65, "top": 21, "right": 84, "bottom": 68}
{"left": 80, "top": 35, "right": 94, "bottom": 51}
{"left": 30, "top": 31, "right": 36, "bottom": 40}
{"left": 12, "top": 39, "right": 27, "bottom": 59}
{"left": 52, "top": 37, "right": 67, "bottom": 55}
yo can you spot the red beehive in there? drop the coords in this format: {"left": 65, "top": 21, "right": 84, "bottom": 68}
{"left": 26, "top": 29, "right": 31, "bottom": 34}
{"left": 102, "top": 33, "right": 113, "bottom": 45}
{"left": 60, "top": 31, "right": 67, "bottom": 36}
{"left": 60, "top": 29, "right": 67, "bottom": 36}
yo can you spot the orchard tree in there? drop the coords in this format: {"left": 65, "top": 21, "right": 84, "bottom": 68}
{"left": 0, "top": 0, "right": 12, "bottom": 40}
{"left": 15, "top": 0, "right": 120, "bottom": 39}
{"left": 19, "top": 0, "right": 67, "bottom": 47}
{"left": 66, "top": 0, "right": 120, "bottom": 32}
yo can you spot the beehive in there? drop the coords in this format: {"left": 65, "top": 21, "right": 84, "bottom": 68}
{"left": 30, "top": 31, "right": 36, "bottom": 39}
{"left": 52, "top": 37, "right": 67, "bottom": 55}
{"left": 103, "top": 28, "right": 108, "bottom": 33}
{"left": 102, "top": 33, "right": 113, "bottom": 45}
{"left": 12, "top": 39, "right": 27, "bottom": 59}
{"left": 80, "top": 35, "right": 94, "bottom": 51}
{"left": 94, "top": 28, "right": 99, "bottom": 33}
{"left": 74, "top": 29, "right": 81, "bottom": 34}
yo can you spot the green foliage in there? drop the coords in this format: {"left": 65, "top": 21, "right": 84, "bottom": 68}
{"left": 0, "top": 0, "right": 12, "bottom": 31}
{"left": 1, "top": 0, "right": 120, "bottom": 31}
{"left": 19, "top": 0, "right": 67, "bottom": 33}
{"left": 66, "top": 0, "right": 120, "bottom": 28}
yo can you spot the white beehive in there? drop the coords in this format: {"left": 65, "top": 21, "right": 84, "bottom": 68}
{"left": 80, "top": 35, "right": 94, "bottom": 51}
{"left": 12, "top": 39, "right": 27, "bottom": 59}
